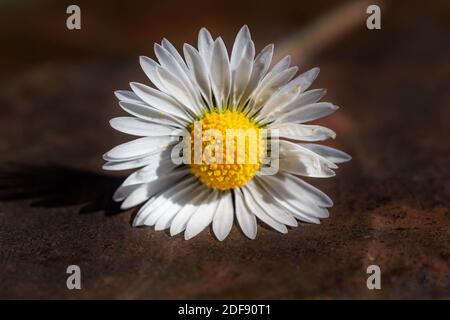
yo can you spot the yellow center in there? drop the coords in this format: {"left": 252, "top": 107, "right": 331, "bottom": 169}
{"left": 189, "top": 110, "right": 264, "bottom": 190}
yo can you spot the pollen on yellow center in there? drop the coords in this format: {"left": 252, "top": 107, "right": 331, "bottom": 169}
{"left": 189, "top": 110, "right": 264, "bottom": 190}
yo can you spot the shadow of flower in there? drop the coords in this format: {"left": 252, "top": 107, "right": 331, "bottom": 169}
{"left": 0, "top": 163, "right": 124, "bottom": 216}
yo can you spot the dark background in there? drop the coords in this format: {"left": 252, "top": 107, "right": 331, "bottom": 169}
{"left": 0, "top": 0, "right": 449, "bottom": 299}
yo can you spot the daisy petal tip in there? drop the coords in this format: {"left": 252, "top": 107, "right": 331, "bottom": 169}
{"left": 245, "top": 231, "right": 257, "bottom": 240}
{"left": 214, "top": 230, "right": 229, "bottom": 242}
{"left": 184, "top": 232, "right": 193, "bottom": 241}
{"left": 342, "top": 152, "right": 352, "bottom": 162}
{"left": 132, "top": 218, "right": 142, "bottom": 227}
{"left": 138, "top": 55, "right": 148, "bottom": 63}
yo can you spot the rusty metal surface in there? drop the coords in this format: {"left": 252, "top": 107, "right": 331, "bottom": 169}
{"left": 0, "top": 1, "right": 449, "bottom": 299}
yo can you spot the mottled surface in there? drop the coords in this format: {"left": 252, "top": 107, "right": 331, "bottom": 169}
{"left": 0, "top": 0, "right": 449, "bottom": 299}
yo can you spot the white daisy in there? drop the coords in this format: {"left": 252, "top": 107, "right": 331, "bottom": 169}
{"left": 104, "top": 26, "right": 351, "bottom": 240}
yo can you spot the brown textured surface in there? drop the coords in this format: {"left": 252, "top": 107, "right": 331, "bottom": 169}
{"left": 0, "top": 1, "right": 449, "bottom": 299}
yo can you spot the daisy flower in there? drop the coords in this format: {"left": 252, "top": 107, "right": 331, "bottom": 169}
{"left": 104, "top": 26, "right": 351, "bottom": 240}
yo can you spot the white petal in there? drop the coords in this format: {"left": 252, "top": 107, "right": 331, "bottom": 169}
{"left": 133, "top": 175, "right": 196, "bottom": 226}
{"left": 210, "top": 38, "right": 231, "bottom": 109}
{"left": 121, "top": 184, "right": 151, "bottom": 209}
{"left": 147, "top": 176, "right": 198, "bottom": 227}
{"left": 274, "top": 172, "right": 333, "bottom": 208}
{"left": 119, "top": 101, "right": 186, "bottom": 128}
{"left": 274, "top": 102, "right": 338, "bottom": 124}
{"left": 130, "top": 82, "right": 193, "bottom": 120}
{"left": 260, "top": 175, "right": 329, "bottom": 218}
{"left": 269, "top": 123, "right": 336, "bottom": 142}
{"left": 121, "top": 160, "right": 179, "bottom": 186}
{"left": 234, "top": 188, "right": 257, "bottom": 239}
{"left": 255, "top": 82, "right": 301, "bottom": 120}
{"left": 109, "top": 117, "right": 178, "bottom": 137}
{"left": 270, "top": 55, "right": 291, "bottom": 74}
{"left": 256, "top": 176, "right": 324, "bottom": 223}
{"left": 279, "top": 140, "right": 337, "bottom": 177}
{"left": 183, "top": 44, "right": 213, "bottom": 106}
{"left": 246, "top": 180, "right": 298, "bottom": 227}
{"left": 237, "top": 44, "right": 273, "bottom": 108}
{"left": 230, "top": 25, "right": 251, "bottom": 70}
{"left": 123, "top": 168, "right": 190, "bottom": 211}
{"left": 103, "top": 136, "right": 176, "bottom": 160}
{"left": 156, "top": 66, "right": 202, "bottom": 115}
{"left": 139, "top": 56, "right": 167, "bottom": 92}
{"left": 114, "top": 90, "right": 143, "bottom": 104}
{"left": 113, "top": 184, "right": 141, "bottom": 202}
{"left": 247, "top": 66, "right": 298, "bottom": 116}
{"left": 212, "top": 191, "right": 234, "bottom": 241}
{"left": 161, "top": 38, "right": 191, "bottom": 77}
{"left": 154, "top": 43, "right": 202, "bottom": 108}
{"left": 184, "top": 190, "right": 220, "bottom": 240}
{"left": 300, "top": 144, "right": 352, "bottom": 163}
{"left": 103, "top": 149, "right": 172, "bottom": 171}
{"left": 155, "top": 180, "right": 198, "bottom": 231}
{"left": 293, "top": 88, "right": 327, "bottom": 107}
{"left": 261, "top": 88, "right": 327, "bottom": 123}
{"left": 198, "top": 28, "right": 214, "bottom": 67}
{"left": 241, "top": 186, "right": 288, "bottom": 234}
{"left": 232, "top": 40, "right": 255, "bottom": 108}
{"left": 286, "top": 67, "right": 320, "bottom": 94}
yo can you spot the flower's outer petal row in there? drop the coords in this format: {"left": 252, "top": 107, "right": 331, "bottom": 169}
{"left": 105, "top": 26, "right": 351, "bottom": 240}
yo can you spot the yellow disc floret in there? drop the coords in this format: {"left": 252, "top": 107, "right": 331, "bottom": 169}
{"left": 189, "top": 110, "right": 264, "bottom": 190}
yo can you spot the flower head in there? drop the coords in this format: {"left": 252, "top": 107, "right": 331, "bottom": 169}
{"left": 104, "top": 26, "right": 351, "bottom": 240}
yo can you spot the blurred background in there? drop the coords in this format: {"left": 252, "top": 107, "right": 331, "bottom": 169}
{"left": 0, "top": 0, "right": 449, "bottom": 299}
